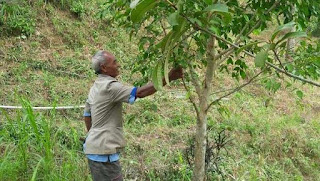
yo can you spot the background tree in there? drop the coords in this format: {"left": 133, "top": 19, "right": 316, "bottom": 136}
{"left": 102, "top": 0, "right": 320, "bottom": 180}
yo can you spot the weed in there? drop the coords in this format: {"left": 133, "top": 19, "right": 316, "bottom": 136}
{"left": 185, "top": 128, "right": 232, "bottom": 179}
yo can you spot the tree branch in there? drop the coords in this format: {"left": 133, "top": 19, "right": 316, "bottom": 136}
{"left": 217, "top": 48, "right": 235, "bottom": 66}
{"left": 160, "top": 19, "right": 167, "bottom": 36}
{"left": 164, "top": 0, "right": 320, "bottom": 87}
{"left": 182, "top": 77, "right": 200, "bottom": 116}
{"left": 215, "top": 1, "right": 279, "bottom": 62}
{"left": 188, "top": 64, "right": 202, "bottom": 97}
{"left": 214, "top": 47, "right": 234, "bottom": 61}
{"left": 210, "top": 74, "right": 269, "bottom": 96}
{"left": 206, "top": 70, "right": 264, "bottom": 112}
{"left": 196, "top": 27, "right": 320, "bottom": 87}
{"left": 243, "top": 2, "right": 279, "bottom": 38}
{"left": 201, "top": 36, "right": 217, "bottom": 112}
{"left": 171, "top": 30, "right": 197, "bottom": 51}
{"left": 164, "top": 0, "right": 177, "bottom": 10}
{"left": 273, "top": 49, "right": 287, "bottom": 72}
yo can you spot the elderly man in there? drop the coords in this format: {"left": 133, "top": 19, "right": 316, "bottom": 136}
{"left": 83, "top": 50, "right": 183, "bottom": 181}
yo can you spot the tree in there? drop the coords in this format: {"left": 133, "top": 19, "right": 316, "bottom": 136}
{"left": 102, "top": 0, "right": 320, "bottom": 180}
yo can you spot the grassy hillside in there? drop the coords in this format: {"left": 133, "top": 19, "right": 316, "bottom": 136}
{"left": 0, "top": 1, "right": 319, "bottom": 180}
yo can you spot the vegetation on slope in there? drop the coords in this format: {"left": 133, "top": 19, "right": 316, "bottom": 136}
{"left": 0, "top": 0, "right": 319, "bottom": 180}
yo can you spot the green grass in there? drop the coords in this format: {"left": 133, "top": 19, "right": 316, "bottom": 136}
{"left": 0, "top": 0, "right": 320, "bottom": 180}
{"left": 0, "top": 99, "right": 88, "bottom": 180}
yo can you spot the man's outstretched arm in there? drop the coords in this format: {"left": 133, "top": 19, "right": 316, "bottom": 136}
{"left": 136, "top": 67, "right": 183, "bottom": 98}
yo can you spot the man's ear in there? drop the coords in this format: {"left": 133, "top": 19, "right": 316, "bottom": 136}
{"left": 100, "top": 64, "right": 107, "bottom": 73}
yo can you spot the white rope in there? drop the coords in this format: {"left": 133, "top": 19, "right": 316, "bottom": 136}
{"left": 0, "top": 105, "right": 85, "bottom": 110}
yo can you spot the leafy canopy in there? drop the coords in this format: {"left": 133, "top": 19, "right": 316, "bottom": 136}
{"left": 101, "top": 0, "right": 320, "bottom": 90}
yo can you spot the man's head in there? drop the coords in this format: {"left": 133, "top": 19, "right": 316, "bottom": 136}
{"left": 92, "top": 50, "right": 120, "bottom": 77}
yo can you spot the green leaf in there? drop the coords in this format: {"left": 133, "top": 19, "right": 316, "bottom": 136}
{"left": 152, "top": 62, "right": 163, "bottom": 90}
{"left": 236, "top": 41, "right": 261, "bottom": 55}
{"left": 269, "top": 43, "right": 276, "bottom": 50}
{"left": 296, "top": 90, "right": 304, "bottom": 99}
{"left": 204, "top": 3, "right": 232, "bottom": 23}
{"left": 130, "top": 0, "right": 140, "bottom": 9}
{"left": 164, "top": 54, "right": 170, "bottom": 86}
{"left": 157, "top": 17, "right": 187, "bottom": 52}
{"left": 31, "top": 158, "right": 43, "bottom": 181}
{"left": 255, "top": 50, "right": 268, "bottom": 68}
{"left": 177, "top": 0, "right": 183, "bottom": 13}
{"left": 276, "top": 31, "right": 308, "bottom": 45}
{"left": 157, "top": 61, "right": 163, "bottom": 90}
{"left": 171, "top": 19, "right": 188, "bottom": 43}
{"left": 162, "top": 20, "right": 187, "bottom": 85}
{"left": 204, "top": 0, "right": 212, "bottom": 5}
{"left": 271, "top": 22, "right": 295, "bottom": 42}
{"left": 156, "top": 31, "right": 173, "bottom": 52}
{"left": 152, "top": 63, "right": 159, "bottom": 90}
{"left": 131, "top": 0, "right": 158, "bottom": 23}
{"left": 168, "top": 12, "right": 179, "bottom": 26}
{"left": 273, "top": 82, "right": 281, "bottom": 92}
{"left": 227, "top": 58, "right": 233, "bottom": 64}
{"left": 204, "top": 3, "right": 228, "bottom": 12}
{"left": 220, "top": 13, "right": 232, "bottom": 24}
{"left": 286, "top": 64, "right": 294, "bottom": 72}
{"left": 240, "top": 70, "right": 246, "bottom": 79}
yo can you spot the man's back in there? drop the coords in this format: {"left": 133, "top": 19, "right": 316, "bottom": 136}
{"left": 84, "top": 74, "right": 133, "bottom": 155}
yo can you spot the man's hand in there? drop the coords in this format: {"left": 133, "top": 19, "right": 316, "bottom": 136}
{"left": 136, "top": 67, "right": 183, "bottom": 98}
{"left": 169, "top": 67, "right": 183, "bottom": 81}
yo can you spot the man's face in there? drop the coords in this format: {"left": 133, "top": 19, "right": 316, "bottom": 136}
{"left": 101, "top": 52, "right": 120, "bottom": 78}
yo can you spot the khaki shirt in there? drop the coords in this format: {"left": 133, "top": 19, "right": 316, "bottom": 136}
{"left": 84, "top": 74, "right": 133, "bottom": 154}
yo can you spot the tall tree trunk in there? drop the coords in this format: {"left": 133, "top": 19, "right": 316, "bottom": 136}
{"left": 193, "top": 36, "right": 216, "bottom": 181}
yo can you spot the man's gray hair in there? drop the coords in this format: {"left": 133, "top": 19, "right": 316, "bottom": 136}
{"left": 92, "top": 50, "right": 106, "bottom": 74}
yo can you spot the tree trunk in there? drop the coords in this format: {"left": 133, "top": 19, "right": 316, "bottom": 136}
{"left": 193, "top": 106, "right": 208, "bottom": 181}
{"left": 192, "top": 36, "right": 216, "bottom": 181}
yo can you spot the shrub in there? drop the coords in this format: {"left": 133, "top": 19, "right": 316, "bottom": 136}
{"left": 70, "top": 1, "right": 86, "bottom": 18}
{"left": 0, "top": 1, "right": 35, "bottom": 36}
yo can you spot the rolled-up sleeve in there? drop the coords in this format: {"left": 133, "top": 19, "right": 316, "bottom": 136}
{"left": 108, "top": 81, "right": 135, "bottom": 103}
{"left": 129, "top": 87, "right": 137, "bottom": 104}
